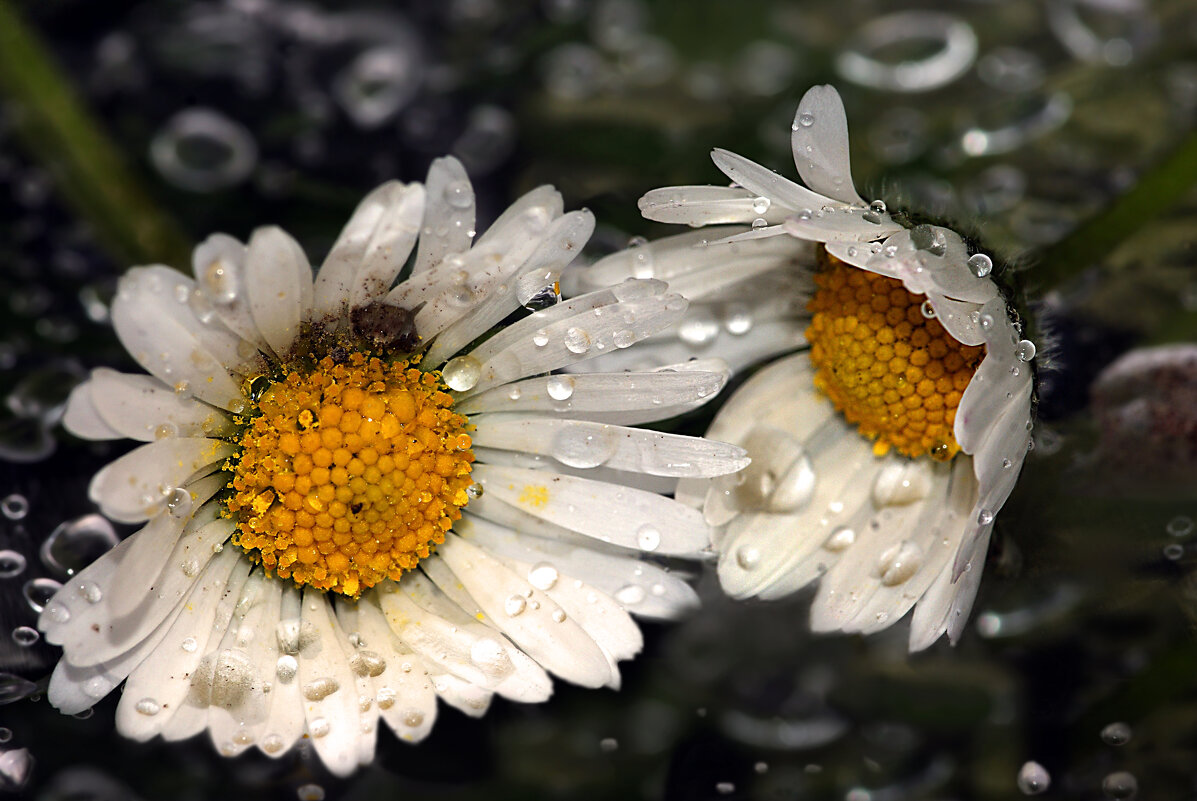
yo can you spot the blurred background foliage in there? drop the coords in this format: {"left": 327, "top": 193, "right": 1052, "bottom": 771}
{"left": 0, "top": 0, "right": 1196, "bottom": 799}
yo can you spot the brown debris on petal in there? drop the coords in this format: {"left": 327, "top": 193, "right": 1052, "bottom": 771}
{"left": 350, "top": 302, "right": 421, "bottom": 353}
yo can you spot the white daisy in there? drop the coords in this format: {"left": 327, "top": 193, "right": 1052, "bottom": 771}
{"left": 43, "top": 156, "right": 748, "bottom": 775}
{"left": 600, "top": 85, "right": 1035, "bottom": 650}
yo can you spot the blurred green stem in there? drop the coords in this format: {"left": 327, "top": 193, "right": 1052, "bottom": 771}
{"left": 0, "top": 0, "right": 192, "bottom": 269}
{"left": 1034, "top": 127, "right": 1197, "bottom": 287}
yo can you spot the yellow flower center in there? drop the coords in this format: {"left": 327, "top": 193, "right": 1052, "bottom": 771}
{"left": 806, "top": 247, "right": 985, "bottom": 461}
{"left": 226, "top": 352, "right": 475, "bottom": 598}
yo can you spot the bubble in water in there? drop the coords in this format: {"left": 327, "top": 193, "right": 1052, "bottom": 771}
{"left": 333, "top": 44, "right": 421, "bottom": 129}
{"left": 968, "top": 253, "right": 993, "bottom": 277}
{"left": 1166, "top": 516, "right": 1193, "bottom": 537}
{"left": 0, "top": 671, "right": 38, "bottom": 704}
{"left": 1101, "top": 771, "right": 1137, "bottom": 799}
{"left": 1017, "top": 761, "right": 1050, "bottom": 794}
{"left": 1163, "top": 543, "right": 1184, "bottom": 560}
{"left": 22, "top": 577, "right": 62, "bottom": 613}
{"left": 40, "top": 514, "right": 118, "bottom": 577}
{"left": 0, "top": 551, "right": 27, "bottom": 579}
{"left": 551, "top": 425, "right": 619, "bottom": 469}
{"left": 149, "top": 107, "right": 258, "bottom": 193}
{"left": 563, "top": 326, "right": 591, "bottom": 354}
{"left": 546, "top": 375, "right": 575, "bottom": 401}
{"left": 11, "top": 626, "right": 38, "bottom": 647}
{"left": 1015, "top": 340, "right": 1037, "bottom": 361}
{"left": 1100, "top": 721, "right": 1132, "bottom": 746}
{"left": 442, "top": 355, "right": 482, "bottom": 392}
{"left": 637, "top": 523, "right": 661, "bottom": 551}
{"left": 0, "top": 494, "right": 28, "bottom": 520}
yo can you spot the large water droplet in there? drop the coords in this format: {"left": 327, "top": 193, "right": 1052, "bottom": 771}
{"left": 22, "top": 577, "right": 62, "bottom": 613}
{"left": 637, "top": 524, "right": 661, "bottom": 551}
{"left": 735, "top": 545, "right": 761, "bottom": 570}
{"left": 551, "top": 425, "right": 619, "bottom": 469}
{"left": 546, "top": 375, "right": 575, "bottom": 401}
{"left": 967, "top": 253, "right": 993, "bottom": 277}
{"left": 504, "top": 595, "right": 527, "bottom": 616}
{"left": 0, "top": 494, "right": 28, "bottom": 520}
{"left": 442, "top": 355, "right": 482, "bottom": 392}
{"left": 1015, "top": 339, "right": 1037, "bottom": 361}
{"left": 444, "top": 179, "right": 474, "bottom": 209}
{"left": 563, "top": 326, "right": 591, "bottom": 354}
{"left": 301, "top": 677, "right": 340, "bottom": 701}
{"left": 528, "top": 562, "right": 559, "bottom": 590}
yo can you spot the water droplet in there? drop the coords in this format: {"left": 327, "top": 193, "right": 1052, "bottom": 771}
{"left": 1101, "top": 771, "right": 1137, "bottom": 799}
{"left": 563, "top": 326, "right": 591, "bottom": 354}
{"left": 275, "top": 655, "right": 298, "bottom": 682}
{"left": 824, "top": 526, "right": 856, "bottom": 552}
{"left": 546, "top": 375, "right": 575, "bottom": 400}
{"left": 11, "top": 626, "right": 39, "bottom": 646}
{"left": 751, "top": 196, "right": 771, "bottom": 214}
{"left": 967, "top": 253, "right": 993, "bottom": 277}
{"left": 150, "top": 107, "right": 258, "bottom": 193}
{"left": 531, "top": 329, "right": 551, "bottom": 348}
{"left": 797, "top": 112, "right": 815, "bottom": 128}
{"left": 444, "top": 179, "right": 473, "bottom": 209}
{"left": 302, "top": 677, "right": 340, "bottom": 701}
{"left": 878, "top": 540, "right": 923, "bottom": 585}
{"left": 528, "top": 562, "right": 559, "bottom": 590}
{"left": 678, "top": 311, "right": 720, "bottom": 345}
{"left": 504, "top": 595, "right": 527, "bottom": 616}
{"left": 0, "top": 672, "right": 38, "bottom": 704}
{"left": 442, "top": 355, "right": 482, "bottom": 392}
{"left": 751, "top": 217, "right": 768, "bottom": 230}
{"left": 1163, "top": 543, "right": 1184, "bottom": 560}
{"left": 735, "top": 545, "right": 761, "bottom": 570}
{"left": 308, "top": 717, "right": 330, "bottom": 738}
{"left": 76, "top": 581, "right": 102, "bottom": 604}
{"left": 181, "top": 636, "right": 198, "bottom": 652}
{"left": 551, "top": 425, "right": 619, "bottom": 469}
{"left": 262, "top": 734, "right": 285, "bottom": 754}
{"left": 135, "top": 698, "right": 161, "bottom": 716}
{"left": 1100, "top": 721, "right": 1132, "bottom": 746}
{"left": 22, "top": 577, "right": 61, "bottom": 613}
{"left": 40, "top": 514, "right": 118, "bottom": 577}
{"left": 181, "top": 558, "right": 200, "bottom": 577}
{"left": 869, "top": 199, "right": 887, "bottom": 215}
{"left": 1015, "top": 340, "right": 1037, "bottom": 361}
{"left": 402, "top": 709, "right": 424, "bottom": 728}
{"left": 615, "top": 584, "right": 646, "bottom": 606}
{"left": 0, "top": 494, "right": 28, "bottom": 520}
{"left": 920, "top": 299, "right": 936, "bottom": 318}
{"left": 637, "top": 524, "right": 661, "bottom": 551}
{"left": 0, "top": 550, "right": 27, "bottom": 579}
{"left": 612, "top": 328, "right": 636, "bottom": 348}
{"left": 376, "top": 688, "right": 396, "bottom": 709}
{"left": 1017, "top": 761, "right": 1050, "bottom": 795}
{"left": 977, "top": 509, "right": 994, "bottom": 525}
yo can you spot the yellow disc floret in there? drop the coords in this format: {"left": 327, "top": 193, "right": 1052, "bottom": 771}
{"left": 806, "top": 247, "right": 984, "bottom": 461}
{"left": 226, "top": 353, "right": 475, "bottom": 598}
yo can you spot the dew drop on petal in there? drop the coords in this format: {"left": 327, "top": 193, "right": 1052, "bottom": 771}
{"left": 615, "top": 584, "right": 646, "bottom": 605}
{"left": 135, "top": 698, "right": 161, "bottom": 716}
{"left": 878, "top": 540, "right": 923, "bottom": 586}
{"left": 735, "top": 545, "right": 761, "bottom": 570}
{"left": 977, "top": 509, "right": 995, "bottom": 525}
{"left": 504, "top": 595, "right": 527, "bottom": 616}
{"left": 1015, "top": 339, "right": 1037, "bottom": 361}
{"left": 442, "top": 355, "right": 482, "bottom": 392}
{"left": 528, "top": 562, "right": 559, "bottom": 590}
{"left": 551, "top": 425, "right": 619, "bottom": 469}
{"left": 546, "top": 375, "right": 575, "bottom": 400}
{"left": 308, "top": 717, "right": 330, "bottom": 738}
{"left": 532, "top": 329, "right": 550, "bottom": 348}
{"left": 636, "top": 523, "right": 661, "bottom": 551}
{"left": 563, "top": 326, "right": 592, "bottom": 354}
{"left": 751, "top": 196, "right": 771, "bottom": 214}
{"left": 797, "top": 112, "right": 815, "bottom": 128}
{"left": 824, "top": 526, "right": 856, "bottom": 552}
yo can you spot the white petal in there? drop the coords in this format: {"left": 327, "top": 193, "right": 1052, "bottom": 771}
{"left": 88, "top": 437, "right": 233, "bottom": 523}
{"left": 414, "top": 156, "right": 475, "bottom": 275}
{"left": 638, "top": 185, "right": 792, "bottom": 226}
{"left": 63, "top": 379, "right": 123, "bottom": 440}
{"left": 456, "top": 360, "right": 729, "bottom": 427}
{"left": 909, "top": 526, "right": 991, "bottom": 651}
{"left": 455, "top": 515, "right": 699, "bottom": 620}
{"left": 246, "top": 226, "right": 314, "bottom": 355}
{"left": 205, "top": 572, "right": 275, "bottom": 756}
{"left": 354, "top": 598, "right": 439, "bottom": 744}
{"left": 784, "top": 206, "right": 902, "bottom": 243}
{"left": 471, "top": 415, "right": 747, "bottom": 478}
{"left": 471, "top": 184, "right": 562, "bottom": 257}
{"left": 192, "top": 233, "right": 273, "bottom": 352}
{"left": 955, "top": 298, "right": 1027, "bottom": 453}
{"left": 252, "top": 584, "right": 307, "bottom": 756}
{"left": 435, "top": 535, "right": 614, "bottom": 688}
{"left": 298, "top": 588, "right": 361, "bottom": 778}
{"left": 928, "top": 293, "right": 986, "bottom": 347}
{"left": 473, "top": 463, "right": 712, "bottom": 557}
{"left": 112, "top": 266, "right": 244, "bottom": 408}
{"left": 114, "top": 549, "right": 246, "bottom": 740}
{"left": 88, "top": 369, "right": 234, "bottom": 442}
{"left": 314, "top": 181, "right": 424, "bottom": 317}
{"left": 430, "top": 672, "right": 492, "bottom": 717}
{"left": 711, "top": 148, "right": 834, "bottom": 213}
{"left": 790, "top": 85, "right": 865, "bottom": 205}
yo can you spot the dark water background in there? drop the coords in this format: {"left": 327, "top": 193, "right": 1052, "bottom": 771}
{"left": 1, "top": 0, "right": 1196, "bottom": 798}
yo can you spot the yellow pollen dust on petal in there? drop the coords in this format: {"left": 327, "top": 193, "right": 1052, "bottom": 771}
{"left": 806, "top": 247, "right": 985, "bottom": 461}
{"left": 226, "top": 353, "right": 475, "bottom": 598}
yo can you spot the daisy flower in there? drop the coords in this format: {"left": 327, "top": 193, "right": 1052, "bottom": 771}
{"left": 43, "top": 156, "right": 748, "bottom": 775}
{"left": 591, "top": 85, "right": 1035, "bottom": 650}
